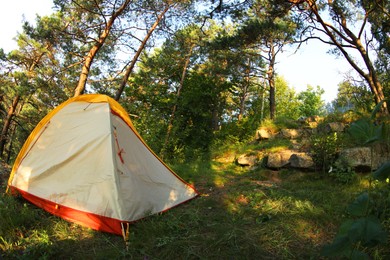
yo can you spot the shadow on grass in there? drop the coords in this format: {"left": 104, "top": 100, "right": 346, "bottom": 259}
{"left": 170, "top": 160, "right": 372, "bottom": 259}
{"left": 0, "top": 159, "right": 375, "bottom": 259}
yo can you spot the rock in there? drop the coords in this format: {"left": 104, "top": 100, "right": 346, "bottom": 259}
{"left": 237, "top": 154, "right": 258, "bottom": 166}
{"left": 267, "top": 151, "right": 315, "bottom": 170}
{"left": 320, "top": 122, "right": 345, "bottom": 133}
{"left": 307, "top": 121, "right": 319, "bottom": 129}
{"left": 339, "top": 144, "right": 390, "bottom": 171}
{"left": 307, "top": 115, "right": 321, "bottom": 123}
{"left": 267, "top": 150, "right": 294, "bottom": 168}
{"left": 289, "top": 153, "right": 314, "bottom": 169}
{"left": 278, "top": 129, "right": 302, "bottom": 139}
{"left": 339, "top": 147, "right": 371, "bottom": 170}
{"left": 299, "top": 116, "right": 321, "bottom": 125}
{"left": 256, "top": 128, "right": 272, "bottom": 140}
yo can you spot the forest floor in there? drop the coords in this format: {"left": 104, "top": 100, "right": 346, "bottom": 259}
{"left": 0, "top": 143, "right": 389, "bottom": 259}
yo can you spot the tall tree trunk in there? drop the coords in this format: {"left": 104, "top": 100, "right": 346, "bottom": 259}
{"left": 267, "top": 43, "right": 276, "bottom": 120}
{"left": 260, "top": 84, "right": 265, "bottom": 121}
{"left": 211, "top": 107, "right": 220, "bottom": 131}
{"left": 74, "top": 0, "right": 131, "bottom": 97}
{"left": 0, "top": 95, "right": 20, "bottom": 157}
{"left": 161, "top": 44, "right": 195, "bottom": 159}
{"left": 115, "top": 4, "right": 171, "bottom": 101}
{"left": 238, "top": 57, "right": 251, "bottom": 121}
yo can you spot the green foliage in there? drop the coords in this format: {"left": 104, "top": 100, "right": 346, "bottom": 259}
{"left": 0, "top": 195, "right": 45, "bottom": 250}
{"left": 347, "top": 118, "right": 384, "bottom": 146}
{"left": 322, "top": 103, "right": 390, "bottom": 258}
{"left": 310, "top": 132, "right": 343, "bottom": 173}
{"left": 323, "top": 110, "right": 362, "bottom": 125}
{"left": 217, "top": 116, "right": 261, "bottom": 144}
{"left": 297, "top": 85, "right": 325, "bottom": 117}
{"left": 260, "top": 117, "right": 300, "bottom": 132}
{"left": 329, "top": 157, "right": 356, "bottom": 184}
{"left": 332, "top": 81, "right": 374, "bottom": 113}
{"left": 275, "top": 76, "right": 300, "bottom": 120}
{"left": 274, "top": 116, "right": 301, "bottom": 129}
{"left": 373, "top": 162, "right": 390, "bottom": 181}
{"left": 321, "top": 192, "right": 388, "bottom": 258}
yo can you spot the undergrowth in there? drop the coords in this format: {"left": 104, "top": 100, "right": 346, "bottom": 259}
{"left": 2, "top": 159, "right": 387, "bottom": 259}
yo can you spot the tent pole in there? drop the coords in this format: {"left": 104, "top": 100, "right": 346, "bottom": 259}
{"left": 121, "top": 222, "right": 130, "bottom": 251}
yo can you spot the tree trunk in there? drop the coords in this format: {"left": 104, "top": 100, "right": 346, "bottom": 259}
{"left": 238, "top": 57, "right": 251, "bottom": 121}
{"left": 114, "top": 5, "right": 171, "bottom": 101}
{"left": 74, "top": 0, "right": 131, "bottom": 97}
{"left": 267, "top": 43, "right": 276, "bottom": 120}
{"left": 0, "top": 95, "right": 20, "bottom": 157}
{"left": 260, "top": 84, "right": 265, "bottom": 121}
{"left": 211, "top": 107, "right": 220, "bottom": 131}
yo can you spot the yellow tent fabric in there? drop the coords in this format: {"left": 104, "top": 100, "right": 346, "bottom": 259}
{"left": 7, "top": 94, "right": 198, "bottom": 235}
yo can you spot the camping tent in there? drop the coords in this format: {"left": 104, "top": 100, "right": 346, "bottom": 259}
{"left": 7, "top": 94, "right": 198, "bottom": 235}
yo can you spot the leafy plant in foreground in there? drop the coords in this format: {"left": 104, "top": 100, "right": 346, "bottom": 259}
{"left": 321, "top": 102, "right": 390, "bottom": 258}
{"left": 321, "top": 191, "right": 387, "bottom": 259}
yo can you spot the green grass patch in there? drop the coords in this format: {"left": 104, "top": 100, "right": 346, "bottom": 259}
{"left": 1, "top": 158, "right": 389, "bottom": 258}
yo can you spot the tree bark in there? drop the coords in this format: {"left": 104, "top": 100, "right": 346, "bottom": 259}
{"left": 238, "top": 57, "right": 251, "bottom": 121}
{"left": 74, "top": 0, "right": 131, "bottom": 97}
{"left": 267, "top": 43, "right": 276, "bottom": 119}
{"left": 0, "top": 95, "right": 20, "bottom": 157}
{"left": 114, "top": 4, "right": 171, "bottom": 101}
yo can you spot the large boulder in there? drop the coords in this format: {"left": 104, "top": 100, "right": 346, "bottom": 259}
{"left": 267, "top": 150, "right": 315, "bottom": 170}
{"left": 237, "top": 154, "right": 258, "bottom": 167}
{"left": 289, "top": 153, "right": 314, "bottom": 169}
{"left": 277, "top": 129, "right": 303, "bottom": 139}
{"left": 256, "top": 128, "right": 273, "bottom": 140}
{"left": 298, "top": 116, "right": 322, "bottom": 128}
{"left": 267, "top": 150, "right": 294, "bottom": 168}
{"left": 339, "top": 144, "right": 390, "bottom": 171}
{"left": 319, "top": 122, "right": 345, "bottom": 134}
{"left": 339, "top": 147, "right": 371, "bottom": 170}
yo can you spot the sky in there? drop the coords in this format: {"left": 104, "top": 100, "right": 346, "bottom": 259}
{"left": 0, "top": 0, "right": 352, "bottom": 103}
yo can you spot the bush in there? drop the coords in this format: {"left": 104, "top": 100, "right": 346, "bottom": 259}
{"left": 329, "top": 157, "right": 356, "bottom": 184}
{"left": 310, "top": 132, "right": 344, "bottom": 173}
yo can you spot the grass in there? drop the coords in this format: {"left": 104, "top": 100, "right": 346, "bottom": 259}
{"left": 1, "top": 142, "right": 389, "bottom": 259}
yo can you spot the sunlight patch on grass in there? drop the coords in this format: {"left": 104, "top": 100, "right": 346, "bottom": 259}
{"left": 293, "top": 219, "right": 324, "bottom": 243}
{"left": 292, "top": 199, "right": 320, "bottom": 214}
{"left": 213, "top": 175, "right": 228, "bottom": 188}
{"left": 268, "top": 145, "right": 290, "bottom": 153}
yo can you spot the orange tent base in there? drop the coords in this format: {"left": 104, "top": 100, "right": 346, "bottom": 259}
{"left": 10, "top": 187, "right": 125, "bottom": 235}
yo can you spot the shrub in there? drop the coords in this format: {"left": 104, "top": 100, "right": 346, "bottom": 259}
{"left": 329, "top": 157, "right": 356, "bottom": 184}
{"left": 310, "top": 132, "right": 344, "bottom": 173}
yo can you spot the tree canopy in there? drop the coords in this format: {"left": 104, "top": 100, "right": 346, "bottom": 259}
{"left": 0, "top": 0, "right": 389, "bottom": 161}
